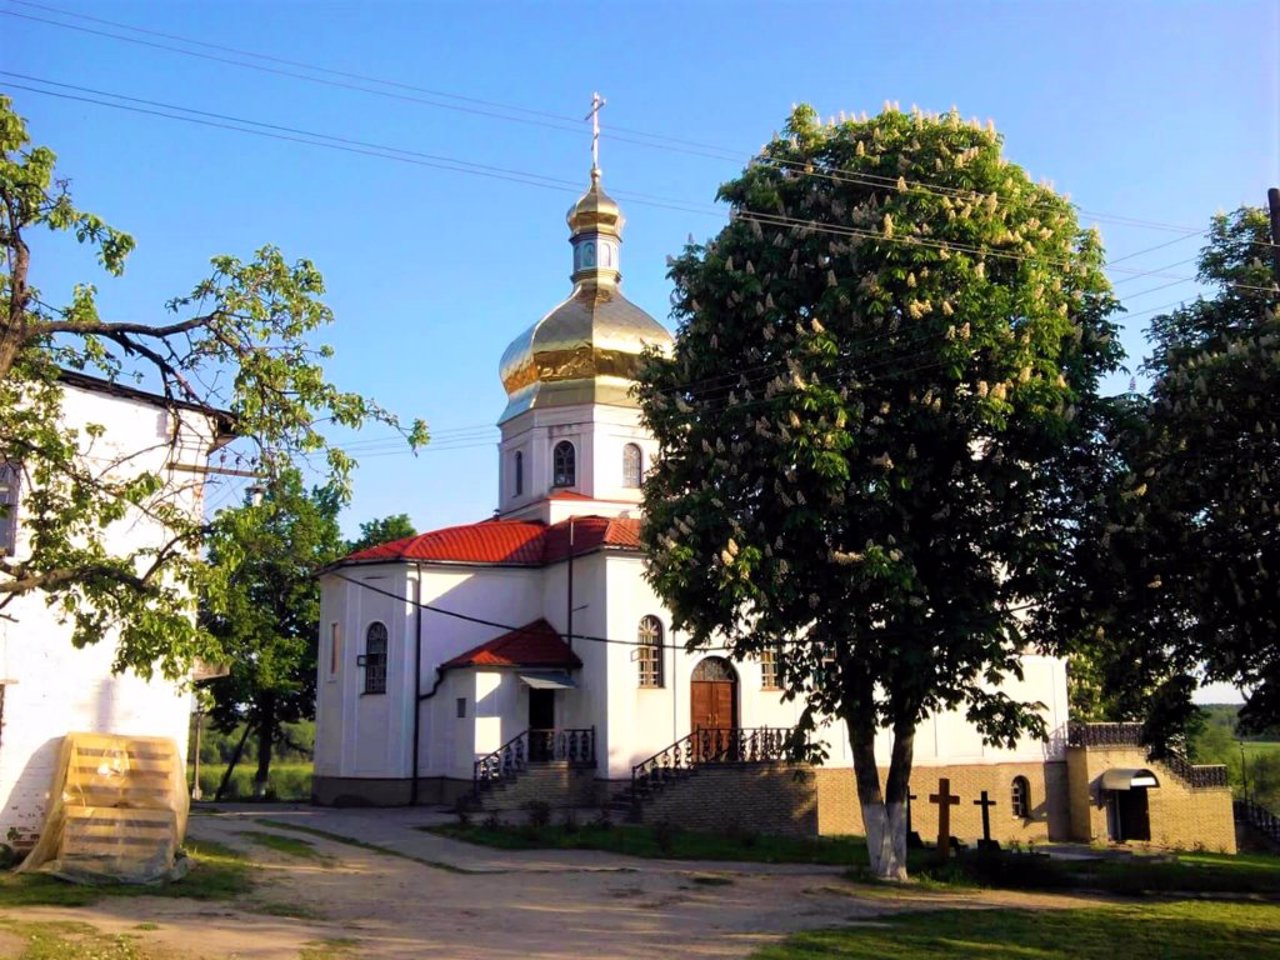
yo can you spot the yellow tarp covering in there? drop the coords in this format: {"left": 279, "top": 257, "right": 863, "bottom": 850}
{"left": 16, "top": 732, "right": 189, "bottom": 884}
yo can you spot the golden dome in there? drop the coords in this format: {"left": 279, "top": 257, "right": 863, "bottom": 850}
{"left": 499, "top": 170, "right": 672, "bottom": 424}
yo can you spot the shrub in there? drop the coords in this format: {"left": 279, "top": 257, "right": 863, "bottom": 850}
{"left": 523, "top": 800, "right": 552, "bottom": 828}
{"left": 653, "top": 819, "right": 679, "bottom": 855}
{"left": 721, "top": 817, "right": 760, "bottom": 849}
{"left": 562, "top": 809, "right": 580, "bottom": 834}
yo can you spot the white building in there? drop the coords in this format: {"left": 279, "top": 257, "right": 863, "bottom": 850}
{"left": 0, "top": 372, "right": 232, "bottom": 845}
{"left": 313, "top": 168, "right": 1087, "bottom": 842}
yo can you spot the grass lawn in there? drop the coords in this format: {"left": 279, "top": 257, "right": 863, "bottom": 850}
{"left": 752, "top": 901, "right": 1280, "bottom": 959}
{"left": 190, "top": 761, "right": 313, "bottom": 801}
{"left": 433, "top": 821, "right": 1280, "bottom": 895}
{"left": 0, "top": 839, "right": 252, "bottom": 909}
{"left": 1242, "top": 741, "right": 1280, "bottom": 759}
{"left": 0, "top": 918, "right": 176, "bottom": 960}
{"left": 428, "top": 822, "right": 869, "bottom": 865}
{"left": 238, "top": 830, "right": 333, "bottom": 863}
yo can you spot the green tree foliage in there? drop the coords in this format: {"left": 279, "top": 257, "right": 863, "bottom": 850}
{"left": 0, "top": 96, "right": 426, "bottom": 677}
{"left": 637, "top": 105, "right": 1121, "bottom": 878}
{"left": 1063, "top": 208, "right": 1279, "bottom": 744}
{"left": 345, "top": 513, "right": 417, "bottom": 553}
{"left": 201, "top": 471, "right": 342, "bottom": 796}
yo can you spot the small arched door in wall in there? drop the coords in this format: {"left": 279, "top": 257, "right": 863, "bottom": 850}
{"left": 690, "top": 656, "right": 738, "bottom": 749}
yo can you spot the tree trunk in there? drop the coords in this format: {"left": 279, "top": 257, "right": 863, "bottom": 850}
{"left": 846, "top": 705, "right": 909, "bottom": 881}
{"left": 215, "top": 721, "right": 254, "bottom": 801}
{"left": 253, "top": 693, "right": 276, "bottom": 798}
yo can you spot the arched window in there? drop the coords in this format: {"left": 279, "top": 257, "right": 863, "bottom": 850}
{"left": 637, "top": 616, "right": 664, "bottom": 688}
{"left": 622, "top": 443, "right": 643, "bottom": 488}
{"left": 1011, "top": 775, "right": 1031, "bottom": 819}
{"left": 552, "top": 441, "right": 576, "bottom": 487}
{"left": 361, "top": 622, "right": 388, "bottom": 695}
{"left": 514, "top": 451, "right": 524, "bottom": 497}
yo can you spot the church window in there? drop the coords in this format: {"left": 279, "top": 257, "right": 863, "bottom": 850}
{"left": 360, "top": 622, "right": 388, "bottom": 695}
{"left": 514, "top": 451, "right": 524, "bottom": 497}
{"left": 1011, "top": 776, "right": 1031, "bottom": 818}
{"left": 637, "top": 615, "right": 664, "bottom": 688}
{"left": 456, "top": 697, "right": 467, "bottom": 719}
{"left": 622, "top": 443, "right": 643, "bottom": 488}
{"left": 760, "top": 648, "right": 780, "bottom": 690}
{"left": 553, "top": 441, "right": 576, "bottom": 487}
{"left": 327, "top": 622, "right": 341, "bottom": 680}
{"left": 0, "top": 461, "right": 21, "bottom": 556}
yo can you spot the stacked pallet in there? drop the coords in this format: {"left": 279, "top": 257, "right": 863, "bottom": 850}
{"left": 17, "top": 733, "right": 188, "bottom": 883}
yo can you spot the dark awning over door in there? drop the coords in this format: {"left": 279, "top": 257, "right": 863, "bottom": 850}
{"left": 1101, "top": 768, "right": 1160, "bottom": 790}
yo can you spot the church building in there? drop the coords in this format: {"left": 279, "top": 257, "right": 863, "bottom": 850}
{"left": 313, "top": 165, "right": 1236, "bottom": 852}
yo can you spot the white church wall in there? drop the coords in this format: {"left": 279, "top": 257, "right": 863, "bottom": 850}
{"left": 0, "top": 382, "right": 217, "bottom": 841}
{"left": 320, "top": 563, "right": 550, "bottom": 781}
{"left": 539, "top": 553, "right": 609, "bottom": 773}
{"left": 595, "top": 557, "right": 1069, "bottom": 781}
{"left": 500, "top": 404, "right": 659, "bottom": 521}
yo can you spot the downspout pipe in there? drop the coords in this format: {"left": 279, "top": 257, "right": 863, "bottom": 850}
{"left": 410, "top": 564, "right": 424, "bottom": 806}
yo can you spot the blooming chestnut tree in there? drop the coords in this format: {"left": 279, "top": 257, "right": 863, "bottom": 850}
{"left": 637, "top": 104, "right": 1121, "bottom": 879}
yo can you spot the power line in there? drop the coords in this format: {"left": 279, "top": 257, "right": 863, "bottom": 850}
{"left": 10, "top": 74, "right": 1276, "bottom": 300}
{"left": 333, "top": 570, "right": 1041, "bottom": 653}
{"left": 8, "top": 0, "right": 1280, "bottom": 250}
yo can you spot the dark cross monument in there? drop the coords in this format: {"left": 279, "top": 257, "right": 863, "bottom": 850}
{"left": 973, "top": 790, "right": 1000, "bottom": 852}
{"left": 929, "top": 777, "right": 961, "bottom": 861}
{"left": 905, "top": 789, "right": 922, "bottom": 848}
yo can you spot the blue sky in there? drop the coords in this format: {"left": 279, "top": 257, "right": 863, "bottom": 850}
{"left": 6, "top": 0, "right": 1277, "bottom": 540}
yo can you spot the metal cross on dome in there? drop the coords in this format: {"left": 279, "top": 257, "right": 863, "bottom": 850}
{"left": 586, "top": 92, "right": 606, "bottom": 172}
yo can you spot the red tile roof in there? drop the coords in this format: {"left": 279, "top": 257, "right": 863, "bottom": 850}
{"left": 442, "top": 619, "right": 582, "bottom": 670}
{"left": 340, "top": 515, "right": 642, "bottom": 566}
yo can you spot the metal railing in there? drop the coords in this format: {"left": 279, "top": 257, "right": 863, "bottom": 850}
{"left": 473, "top": 727, "right": 596, "bottom": 790}
{"left": 631, "top": 726, "right": 794, "bottom": 794}
{"left": 1235, "top": 799, "right": 1280, "bottom": 843}
{"left": 1066, "top": 721, "right": 1228, "bottom": 788}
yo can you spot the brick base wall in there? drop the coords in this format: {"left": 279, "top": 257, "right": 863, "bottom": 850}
{"left": 637, "top": 763, "right": 818, "bottom": 839}
{"left": 814, "top": 761, "right": 1069, "bottom": 843}
{"left": 1065, "top": 745, "right": 1237, "bottom": 853}
{"left": 475, "top": 762, "right": 598, "bottom": 812}
{"left": 313, "top": 775, "right": 472, "bottom": 807}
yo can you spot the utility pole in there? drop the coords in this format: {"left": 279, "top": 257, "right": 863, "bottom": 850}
{"left": 1267, "top": 187, "right": 1280, "bottom": 283}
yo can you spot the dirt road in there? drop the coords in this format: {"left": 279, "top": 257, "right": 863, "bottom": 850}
{"left": 1, "top": 806, "right": 1106, "bottom": 959}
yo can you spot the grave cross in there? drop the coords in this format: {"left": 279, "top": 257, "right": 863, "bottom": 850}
{"left": 905, "top": 789, "right": 922, "bottom": 849}
{"left": 928, "top": 777, "right": 961, "bottom": 859}
{"left": 973, "top": 790, "right": 998, "bottom": 844}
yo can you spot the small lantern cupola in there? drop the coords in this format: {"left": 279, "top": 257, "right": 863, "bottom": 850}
{"left": 567, "top": 167, "right": 624, "bottom": 286}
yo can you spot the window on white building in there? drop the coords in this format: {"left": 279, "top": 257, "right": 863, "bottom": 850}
{"left": 514, "top": 451, "right": 524, "bottom": 497}
{"left": 637, "top": 615, "right": 664, "bottom": 688}
{"left": 327, "top": 622, "right": 341, "bottom": 680}
{"left": 552, "top": 441, "right": 576, "bottom": 487}
{"left": 0, "top": 461, "right": 20, "bottom": 556}
{"left": 360, "top": 622, "right": 388, "bottom": 695}
{"left": 622, "top": 443, "right": 643, "bottom": 488}
{"left": 760, "top": 647, "right": 781, "bottom": 690}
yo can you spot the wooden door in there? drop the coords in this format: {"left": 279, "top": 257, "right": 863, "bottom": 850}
{"left": 691, "top": 665, "right": 737, "bottom": 761}
{"left": 693, "top": 681, "right": 733, "bottom": 729}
